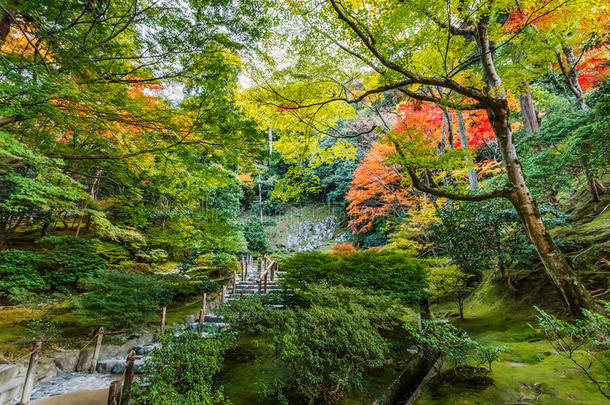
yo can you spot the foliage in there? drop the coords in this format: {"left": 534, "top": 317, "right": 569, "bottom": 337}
{"left": 519, "top": 81, "right": 610, "bottom": 202}
{"left": 427, "top": 266, "right": 475, "bottom": 319}
{"left": 218, "top": 295, "right": 278, "bottom": 335}
{"left": 406, "top": 321, "right": 503, "bottom": 378}
{"left": 36, "top": 236, "right": 107, "bottom": 290}
{"left": 345, "top": 142, "right": 414, "bottom": 233}
{"left": 535, "top": 305, "right": 610, "bottom": 401}
{"left": 243, "top": 219, "right": 269, "bottom": 254}
{"left": 0, "top": 250, "right": 47, "bottom": 302}
{"left": 270, "top": 305, "right": 387, "bottom": 404}
{"left": 76, "top": 270, "right": 174, "bottom": 329}
{"left": 134, "top": 330, "right": 235, "bottom": 405}
{"left": 281, "top": 250, "right": 430, "bottom": 305}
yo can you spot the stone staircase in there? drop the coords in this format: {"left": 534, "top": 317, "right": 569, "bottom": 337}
{"left": 225, "top": 260, "right": 283, "bottom": 302}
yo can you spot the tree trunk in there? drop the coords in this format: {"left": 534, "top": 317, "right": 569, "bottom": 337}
{"left": 555, "top": 45, "right": 587, "bottom": 110}
{"left": 442, "top": 109, "right": 454, "bottom": 149}
{"left": 455, "top": 110, "right": 479, "bottom": 190}
{"left": 475, "top": 20, "right": 593, "bottom": 315}
{"left": 258, "top": 175, "right": 263, "bottom": 223}
{"left": 0, "top": 13, "right": 10, "bottom": 44}
{"left": 519, "top": 83, "right": 540, "bottom": 133}
{"left": 268, "top": 127, "right": 273, "bottom": 155}
{"left": 457, "top": 297, "right": 464, "bottom": 319}
{"left": 489, "top": 107, "right": 593, "bottom": 315}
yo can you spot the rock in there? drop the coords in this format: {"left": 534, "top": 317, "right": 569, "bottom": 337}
{"left": 76, "top": 349, "right": 94, "bottom": 372}
{"left": 36, "top": 359, "right": 58, "bottom": 384}
{"left": 96, "top": 358, "right": 124, "bottom": 374}
{"left": 49, "top": 350, "right": 79, "bottom": 372}
{"left": 0, "top": 364, "right": 25, "bottom": 405}
{"left": 203, "top": 314, "right": 224, "bottom": 323}
{"left": 134, "top": 343, "right": 161, "bottom": 356}
{"left": 111, "top": 362, "right": 125, "bottom": 374}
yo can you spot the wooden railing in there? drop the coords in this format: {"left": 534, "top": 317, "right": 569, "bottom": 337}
{"left": 257, "top": 255, "right": 278, "bottom": 293}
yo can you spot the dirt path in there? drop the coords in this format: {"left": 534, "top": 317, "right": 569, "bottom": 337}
{"left": 31, "top": 388, "right": 107, "bottom": 405}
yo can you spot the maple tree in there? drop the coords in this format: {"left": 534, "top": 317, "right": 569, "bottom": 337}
{"left": 345, "top": 142, "right": 414, "bottom": 233}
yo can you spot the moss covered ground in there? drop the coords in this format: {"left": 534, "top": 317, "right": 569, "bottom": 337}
{"left": 414, "top": 273, "right": 608, "bottom": 405}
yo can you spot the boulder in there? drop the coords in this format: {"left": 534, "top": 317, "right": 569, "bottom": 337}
{"left": 49, "top": 350, "right": 79, "bottom": 373}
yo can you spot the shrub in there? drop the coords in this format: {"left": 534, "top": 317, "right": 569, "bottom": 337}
{"left": 218, "top": 295, "right": 277, "bottom": 335}
{"left": 281, "top": 250, "right": 429, "bottom": 306}
{"left": 405, "top": 321, "right": 502, "bottom": 379}
{"left": 76, "top": 270, "right": 174, "bottom": 328}
{"left": 427, "top": 266, "right": 475, "bottom": 319}
{"left": 134, "top": 330, "right": 235, "bottom": 405}
{"left": 36, "top": 236, "right": 106, "bottom": 290}
{"left": 299, "top": 284, "right": 402, "bottom": 331}
{"left": 243, "top": 219, "right": 268, "bottom": 253}
{"left": 188, "top": 253, "right": 238, "bottom": 278}
{"left": 136, "top": 248, "right": 169, "bottom": 264}
{"left": 270, "top": 305, "right": 387, "bottom": 403}
{"left": 0, "top": 250, "right": 48, "bottom": 302}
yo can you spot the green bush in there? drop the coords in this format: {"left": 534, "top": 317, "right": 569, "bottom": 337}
{"left": 188, "top": 252, "right": 238, "bottom": 278}
{"left": 219, "top": 295, "right": 277, "bottom": 335}
{"left": 269, "top": 305, "right": 387, "bottom": 403}
{"left": 36, "top": 236, "right": 106, "bottom": 290}
{"left": 76, "top": 270, "right": 174, "bottom": 329}
{"left": 134, "top": 330, "right": 235, "bottom": 405}
{"left": 281, "top": 250, "right": 429, "bottom": 305}
{"left": 243, "top": 219, "right": 268, "bottom": 253}
{"left": 0, "top": 250, "right": 48, "bottom": 301}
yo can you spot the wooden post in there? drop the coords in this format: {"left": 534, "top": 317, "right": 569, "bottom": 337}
{"left": 121, "top": 350, "right": 136, "bottom": 405}
{"left": 160, "top": 307, "right": 167, "bottom": 334}
{"left": 90, "top": 326, "right": 104, "bottom": 373}
{"left": 198, "top": 309, "right": 204, "bottom": 329}
{"left": 19, "top": 341, "right": 41, "bottom": 405}
{"left": 257, "top": 258, "right": 262, "bottom": 276}
{"left": 264, "top": 272, "right": 268, "bottom": 294}
{"left": 232, "top": 272, "right": 237, "bottom": 294}
{"left": 240, "top": 290, "right": 243, "bottom": 298}
{"left": 221, "top": 285, "right": 226, "bottom": 303}
{"left": 107, "top": 380, "right": 121, "bottom": 405}
{"left": 271, "top": 262, "right": 275, "bottom": 281}
{"left": 202, "top": 292, "right": 207, "bottom": 319}
{"left": 258, "top": 279, "right": 262, "bottom": 294}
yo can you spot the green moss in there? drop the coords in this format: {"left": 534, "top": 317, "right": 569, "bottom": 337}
{"left": 415, "top": 272, "right": 608, "bottom": 405}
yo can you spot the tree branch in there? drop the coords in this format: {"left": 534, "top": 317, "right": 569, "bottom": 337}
{"left": 407, "top": 167, "right": 512, "bottom": 201}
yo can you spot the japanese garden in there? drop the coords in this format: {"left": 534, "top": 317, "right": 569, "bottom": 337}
{"left": 0, "top": 0, "right": 608, "bottom": 404}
